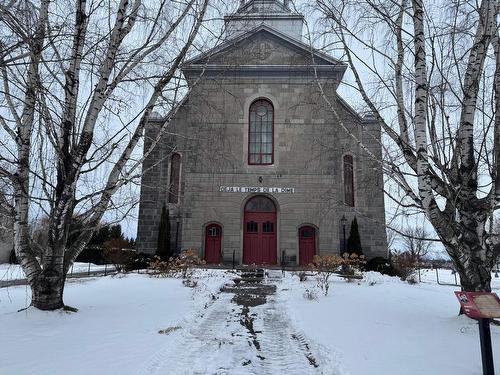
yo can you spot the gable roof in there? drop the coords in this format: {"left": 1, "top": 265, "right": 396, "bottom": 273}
{"left": 182, "top": 24, "right": 347, "bottom": 79}
{"left": 183, "top": 24, "right": 345, "bottom": 69}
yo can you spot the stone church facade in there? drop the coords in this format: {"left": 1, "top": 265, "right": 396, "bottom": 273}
{"left": 137, "top": 0, "right": 387, "bottom": 265}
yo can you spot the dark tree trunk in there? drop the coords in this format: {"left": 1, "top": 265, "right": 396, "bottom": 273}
{"left": 457, "top": 266, "right": 492, "bottom": 292}
{"left": 31, "top": 269, "right": 66, "bottom": 310}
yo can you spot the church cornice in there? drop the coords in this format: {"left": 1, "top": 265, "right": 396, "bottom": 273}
{"left": 224, "top": 13, "right": 304, "bottom": 21}
{"left": 183, "top": 64, "right": 344, "bottom": 79}
{"left": 182, "top": 25, "right": 346, "bottom": 69}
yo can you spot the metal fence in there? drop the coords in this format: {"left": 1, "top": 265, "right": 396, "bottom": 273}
{"left": 68, "top": 262, "right": 115, "bottom": 277}
{"left": 416, "top": 265, "right": 500, "bottom": 287}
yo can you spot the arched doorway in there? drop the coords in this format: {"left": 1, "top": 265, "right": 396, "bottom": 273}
{"left": 204, "top": 224, "right": 222, "bottom": 264}
{"left": 243, "top": 196, "right": 277, "bottom": 265}
{"left": 299, "top": 226, "right": 316, "bottom": 266}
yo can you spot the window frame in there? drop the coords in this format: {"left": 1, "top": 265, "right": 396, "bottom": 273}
{"left": 168, "top": 153, "right": 181, "bottom": 204}
{"left": 343, "top": 154, "right": 355, "bottom": 207}
{"left": 248, "top": 99, "right": 274, "bottom": 166}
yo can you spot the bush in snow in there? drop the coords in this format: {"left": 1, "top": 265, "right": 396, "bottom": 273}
{"left": 296, "top": 271, "right": 308, "bottom": 282}
{"left": 182, "top": 278, "right": 198, "bottom": 288}
{"left": 364, "top": 257, "right": 399, "bottom": 277}
{"left": 303, "top": 288, "right": 318, "bottom": 300}
{"left": 128, "top": 252, "right": 152, "bottom": 271}
{"left": 103, "top": 239, "right": 136, "bottom": 273}
{"left": 148, "top": 249, "right": 205, "bottom": 279}
{"left": 173, "top": 249, "right": 205, "bottom": 279}
{"left": 406, "top": 275, "right": 418, "bottom": 285}
{"left": 338, "top": 253, "right": 366, "bottom": 277}
{"left": 390, "top": 251, "right": 419, "bottom": 282}
{"left": 311, "top": 255, "right": 342, "bottom": 296}
{"left": 148, "top": 257, "right": 171, "bottom": 277}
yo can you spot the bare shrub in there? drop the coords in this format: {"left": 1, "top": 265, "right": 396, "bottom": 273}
{"left": 311, "top": 255, "right": 342, "bottom": 296}
{"left": 148, "top": 257, "right": 172, "bottom": 278}
{"left": 303, "top": 288, "right": 318, "bottom": 301}
{"left": 339, "top": 253, "right": 366, "bottom": 277}
{"left": 406, "top": 275, "right": 418, "bottom": 285}
{"left": 297, "top": 271, "right": 308, "bottom": 282}
{"left": 173, "top": 249, "right": 205, "bottom": 279}
{"left": 148, "top": 249, "right": 205, "bottom": 279}
{"left": 182, "top": 279, "right": 198, "bottom": 288}
{"left": 390, "top": 251, "right": 418, "bottom": 282}
{"left": 103, "top": 239, "right": 135, "bottom": 273}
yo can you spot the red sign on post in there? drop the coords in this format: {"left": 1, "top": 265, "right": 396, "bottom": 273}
{"left": 455, "top": 291, "right": 500, "bottom": 319}
{"left": 455, "top": 291, "right": 499, "bottom": 375}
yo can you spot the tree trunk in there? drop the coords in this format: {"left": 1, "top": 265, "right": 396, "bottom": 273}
{"left": 446, "top": 243, "right": 493, "bottom": 292}
{"left": 31, "top": 268, "right": 66, "bottom": 310}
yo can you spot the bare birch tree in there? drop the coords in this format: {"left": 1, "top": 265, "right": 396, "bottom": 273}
{"left": 0, "top": 0, "right": 214, "bottom": 310}
{"left": 314, "top": 0, "right": 499, "bottom": 291}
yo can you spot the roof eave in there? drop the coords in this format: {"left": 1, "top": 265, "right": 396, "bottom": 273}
{"left": 181, "top": 24, "right": 345, "bottom": 68}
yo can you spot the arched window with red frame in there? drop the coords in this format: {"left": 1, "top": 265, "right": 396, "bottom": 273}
{"left": 168, "top": 153, "right": 181, "bottom": 204}
{"left": 343, "top": 154, "right": 354, "bottom": 207}
{"left": 248, "top": 99, "right": 274, "bottom": 165}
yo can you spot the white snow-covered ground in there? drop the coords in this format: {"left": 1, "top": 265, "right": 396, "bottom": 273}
{"left": 0, "top": 269, "right": 499, "bottom": 375}
{"left": 0, "top": 262, "right": 115, "bottom": 281}
{"left": 0, "top": 270, "right": 231, "bottom": 375}
{"left": 281, "top": 271, "right": 500, "bottom": 375}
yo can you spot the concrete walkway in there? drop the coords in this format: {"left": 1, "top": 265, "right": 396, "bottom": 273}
{"left": 141, "top": 269, "right": 338, "bottom": 375}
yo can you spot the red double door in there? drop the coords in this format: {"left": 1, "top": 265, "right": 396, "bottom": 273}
{"left": 243, "top": 211, "right": 277, "bottom": 265}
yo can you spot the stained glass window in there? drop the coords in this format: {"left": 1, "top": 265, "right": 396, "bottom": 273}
{"left": 249, "top": 99, "right": 274, "bottom": 165}
{"left": 343, "top": 154, "right": 354, "bottom": 207}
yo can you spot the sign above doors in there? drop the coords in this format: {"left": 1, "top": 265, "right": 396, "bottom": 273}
{"left": 219, "top": 186, "right": 295, "bottom": 194}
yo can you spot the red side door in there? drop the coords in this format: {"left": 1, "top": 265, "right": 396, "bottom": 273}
{"left": 205, "top": 224, "right": 222, "bottom": 264}
{"left": 299, "top": 226, "right": 316, "bottom": 266}
{"left": 243, "top": 212, "right": 277, "bottom": 265}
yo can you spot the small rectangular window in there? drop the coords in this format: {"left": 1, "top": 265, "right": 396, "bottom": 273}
{"left": 208, "top": 227, "right": 219, "bottom": 237}
{"left": 263, "top": 221, "right": 274, "bottom": 233}
{"left": 246, "top": 221, "right": 258, "bottom": 233}
{"left": 301, "top": 229, "right": 313, "bottom": 238}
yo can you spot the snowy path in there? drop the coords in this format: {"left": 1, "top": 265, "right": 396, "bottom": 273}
{"left": 141, "top": 274, "right": 340, "bottom": 375}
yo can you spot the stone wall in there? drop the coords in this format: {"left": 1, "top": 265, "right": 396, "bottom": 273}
{"left": 137, "top": 75, "right": 387, "bottom": 262}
